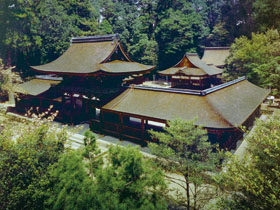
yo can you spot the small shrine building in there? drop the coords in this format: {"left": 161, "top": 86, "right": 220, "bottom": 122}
{"left": 158, "top": 53, "right": 223, "bottom": 89}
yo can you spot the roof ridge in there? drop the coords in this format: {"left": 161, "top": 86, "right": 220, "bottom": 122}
{"left": 129, "top": 77, "right": 246, "bottom": 96}
{"left": 185, "top": 52, "right": 198, "bottom": 56}
{"left": 204, "top": 47, "right": 230, "bottom": 50}
{"left": 71, "top": 34, "right": 120, "bottom": 43}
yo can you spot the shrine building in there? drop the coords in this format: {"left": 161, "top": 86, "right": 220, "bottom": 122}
{"left": 15, "top": 34, "right": 269, "bottom": 149}
{"left": 158, "top": 53, "right": 223, "bottom": 89}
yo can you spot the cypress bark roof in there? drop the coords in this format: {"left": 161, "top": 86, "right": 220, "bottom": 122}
{"left": 158, "top": 53, "right": 223, "bottom": 77}
{"left": 102, "top": 79, "right": 269, "bottom": 129}
{"left": 31, "top": 34, "right": 154, "bottom": 76}
{"left": 202, "top": 47, "right": 230, "bottom": 67}
{"left": 16, "top": 79, "right": 61, "bottom": 96}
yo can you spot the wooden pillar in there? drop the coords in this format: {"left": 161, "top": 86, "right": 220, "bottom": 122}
{"left": 62, "top": 94, "right": 65, "bottom": 104}
{"left": 100, "top": 110, "right": 104, "bottom": 131}
{"left": 119, "top": 113, "right": 123, "bottom": 139}
{"left": 70, "top": 94, "right": 74, "bottom": 125}
{"left": 199, "top": 77, "right": 202, "bottom": 90}
{"left": 92, "top": 106, "right": 96, "bottom": 119}
{"left": 85, "top": 99, "right": 89, "bottom": 115}
{"left": 141, "top": 118, "right": 145, "bottom": 141}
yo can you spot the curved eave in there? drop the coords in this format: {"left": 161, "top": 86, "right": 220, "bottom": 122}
{"left": 158, "top": 68, "right": 208, "bottom": 77}
{"left": 32, "top": 65, "right": 155, "bottom": 76}
{"left": 97, "top": 66, "right": 155, "bottom": 76}
{"left": 158, "top": 71, "right": 208, "bottom": 77}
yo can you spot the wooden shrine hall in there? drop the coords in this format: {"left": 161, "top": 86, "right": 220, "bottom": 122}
{"left": 16, "top": 34, "right": 154, "bottom": 124}
{"left": 158, "top": 53, "right": 223, "bottom": 89}
{"left": 98, "top": 77, "right": 269, "bottom": 149}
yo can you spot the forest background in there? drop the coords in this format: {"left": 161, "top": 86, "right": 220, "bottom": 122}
{"left": 0, "top": 0, "right": 279, "bottom": 74}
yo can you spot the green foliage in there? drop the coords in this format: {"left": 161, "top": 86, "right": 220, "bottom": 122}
{"left": 48, "top": 144, "right": 167, "bottom": 210}
{"left": 149, "top": 119, "right": 224, "bottom": 210}
{"left": 0, "top": 120, "right": 68, "bottom": 210}
{"left": 213, "top": 115, "right": 280, "bottom": 209}
{"left": 206, "top": 22, "right": 231, "bottom": 47}
{"left": 226, "top": 29, "right": 280, "bottom": 95}
{"left": 83, "top": 130, "right": 103, "bottom": 175}
{"left": 1, "top": 0, "right": 265, "bottom": 72}
{"left": 155, "top": 3, "right": 208, "bottom": 69}
{"left": 93, "top": 145, "right": 167, "bottom": 210}
{"left": 0, "top": 69, "right": 9, "bottom": 100}
{"left": 253, "top": 0, "right": 280, "bottom": 31}
{"left": 46, "top": 150, "right": 96, "bottom": 210}
{"left": 0, "top": 0, "right": 101, "bottom": 74}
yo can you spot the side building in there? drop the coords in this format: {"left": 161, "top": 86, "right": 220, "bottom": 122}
{"left": 99, "top": 77, "right": 269, "bottom": 149}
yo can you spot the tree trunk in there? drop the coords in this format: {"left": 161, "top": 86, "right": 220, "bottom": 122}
{"left": 194, "top": 183, "right": 197, "bottom": 210}
{"left": 8, "top": 91, "right": 15, "bottom": 105}
{"left": 185, "top": 175, "right": 190, "bottom": 210}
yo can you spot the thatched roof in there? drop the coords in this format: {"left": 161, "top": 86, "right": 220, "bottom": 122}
{"left": 202, "top": 47, "right": 230, "bottom": 67}
{"left": 31, "top": 34, "right": 154, "bottom": 76}
{"left": 158, "top": 53, "right": 223, "bottom": 77}
{"left": 102, "top": 78, "right": 269, "bottom": 129}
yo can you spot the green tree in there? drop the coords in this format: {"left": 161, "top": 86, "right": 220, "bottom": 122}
{"left": 155, "top": 3, "right": 208, "bottom": 69}
{"left": 212, "top": 115, "right": 280, "bottom": 210}
{"left": 47, "top": 134, "right": 167, "bottom": 210}
{"left": 253, "top": 0, "right": 280, "bottom": 32}
{"left": 46, "top": 150, "right": 96, "bottom": 210}
{"left": 0, "top": 119, "right": 68, "bottom": 210}
{"left": 149, "top": 119, "right": 224, "bottom": 210}
{"left": 93, "top": 145, "right": 167, "bottom": 210}
{"left": 0, "top": 0, "right": 100, "bottom": 74}
{"left": 226, "top": 29, "right": 280, "bottom": 95}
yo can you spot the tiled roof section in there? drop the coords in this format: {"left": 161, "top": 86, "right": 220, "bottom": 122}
{"left": 202, "top": 47, "right": 230, "bottom": 67}
{"left": 103, "top": 79, "right": 270, "bottom": 129}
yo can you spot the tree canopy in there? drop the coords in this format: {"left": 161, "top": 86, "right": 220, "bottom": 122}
{"left": 225, "top": 29, "right": 280, "bottom": 95}
{"left": 149, "top": 119, "right": 224, "bottom": 210}
{"left": 47, "top": 142, "right": 168, "bottom": 210}
{"left": 212, "top": 115, "right": 280, "bottom": 210}
{"left": 1, "top": 0, "right": 269, "bottom": 72}
{"left": 0, "top": 119, "right": 68, "bottom": 210}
